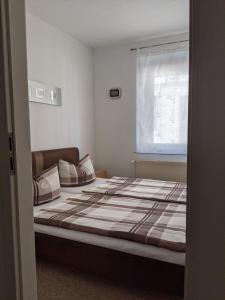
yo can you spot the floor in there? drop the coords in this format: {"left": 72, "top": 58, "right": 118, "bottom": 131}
{"left": 37, "top": 259, "right": 183, "bottom": 300}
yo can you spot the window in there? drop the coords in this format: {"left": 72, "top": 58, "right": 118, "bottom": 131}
{"left": 136, "top": 45, "right": 189, "bottom": 155}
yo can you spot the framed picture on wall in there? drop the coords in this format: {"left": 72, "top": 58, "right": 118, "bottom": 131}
{"left": 28, "top": 80, "right": 62, "bottom": 106}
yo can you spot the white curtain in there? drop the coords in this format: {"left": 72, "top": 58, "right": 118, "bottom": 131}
{"left": 136, "top": 45, "right": 189, "bottom": 155}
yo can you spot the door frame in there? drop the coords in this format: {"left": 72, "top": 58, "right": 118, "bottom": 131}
{"left": 1, "top": 0, "right": 225, "bottom": 299}
{"left": 185, "top": 0, "right": 225, "bottom": 299}
{"left": 0, "top": 0, "right": 37, "bottom": 299}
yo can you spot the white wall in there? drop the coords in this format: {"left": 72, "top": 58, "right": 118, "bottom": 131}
{"left": 94, "top": 33, "right": 188, "bottom": 177}
{"left": 26, "top": 13, "right": 94, "bottom": 158}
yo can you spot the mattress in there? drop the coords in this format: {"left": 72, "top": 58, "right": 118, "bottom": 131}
{"left": 34, "top": 178, "right": 185, "bottom": 266}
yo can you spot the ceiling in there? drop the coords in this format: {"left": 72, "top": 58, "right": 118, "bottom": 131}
{"left": 26, "top": 0, "right": 189, "bottom": 48}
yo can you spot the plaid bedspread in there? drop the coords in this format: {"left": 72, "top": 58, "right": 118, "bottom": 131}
{"left": 34, "top": 192, "right": 186, "bottom": 252}
{"left": 83, "top": 177, "right": 187, "bottom": 204}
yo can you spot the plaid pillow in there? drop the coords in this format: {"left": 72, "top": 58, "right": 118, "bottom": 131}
{"left": 33, "top": 165, "right": 60, "bottom": 206}
{"left": 59, "top": 154, "right": 96, "bottom": 187}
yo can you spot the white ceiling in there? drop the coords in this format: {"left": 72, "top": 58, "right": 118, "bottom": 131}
{"left": 26, "top": 0, "right": 189, "bottom": 48}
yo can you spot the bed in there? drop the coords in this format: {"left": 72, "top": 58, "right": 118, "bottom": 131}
{"left": 33, "top": 148, "right": 185, "bottom": 295}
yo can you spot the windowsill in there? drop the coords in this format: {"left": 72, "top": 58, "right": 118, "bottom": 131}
{"left": 134, "top": 152, "right": 187, "bottom": 163}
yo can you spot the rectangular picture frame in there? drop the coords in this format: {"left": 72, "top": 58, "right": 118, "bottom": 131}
{"left": 28, "top": 80, "right": 62, "bottom": 106}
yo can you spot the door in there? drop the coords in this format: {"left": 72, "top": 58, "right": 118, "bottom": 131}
{"left": 185, "top": 0, "right": 225, "bottom": 299}
{"left": 0, "top": 0, "right": 37, "bottom": 299}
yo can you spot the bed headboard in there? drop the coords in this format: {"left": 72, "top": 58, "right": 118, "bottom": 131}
{"left": 32, "top": 147, "right": 79, "bottom": 178}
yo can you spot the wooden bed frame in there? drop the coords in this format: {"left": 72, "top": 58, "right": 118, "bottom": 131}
{"left": 33, "top": 148, "right": 185, "bottom": 296}
{"left": 35, "top": 233, "right": 184, "bottom": 295}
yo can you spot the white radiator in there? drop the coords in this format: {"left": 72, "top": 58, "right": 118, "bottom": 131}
{"left": 132, "top": 160, "right": 187, "bottom": 182}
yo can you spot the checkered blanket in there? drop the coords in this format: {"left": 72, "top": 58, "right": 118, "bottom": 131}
{"left": 83, "top": 177, "right": 186, "bottom": 204}
{"left": 34, "top": 192, "right": 186, "bottom": 252}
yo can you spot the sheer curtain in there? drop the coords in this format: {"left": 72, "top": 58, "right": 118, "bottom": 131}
{"left": 136, "top": 45, "right": 189, "bottom": 155}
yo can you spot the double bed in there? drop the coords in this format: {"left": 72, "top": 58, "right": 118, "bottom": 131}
{"left": 33, "top": 147, "right": 185, "bottom": 295}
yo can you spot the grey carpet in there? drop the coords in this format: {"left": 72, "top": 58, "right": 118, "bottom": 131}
{"left": 37, "top": 259, "right": 183, "bottom": 300}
